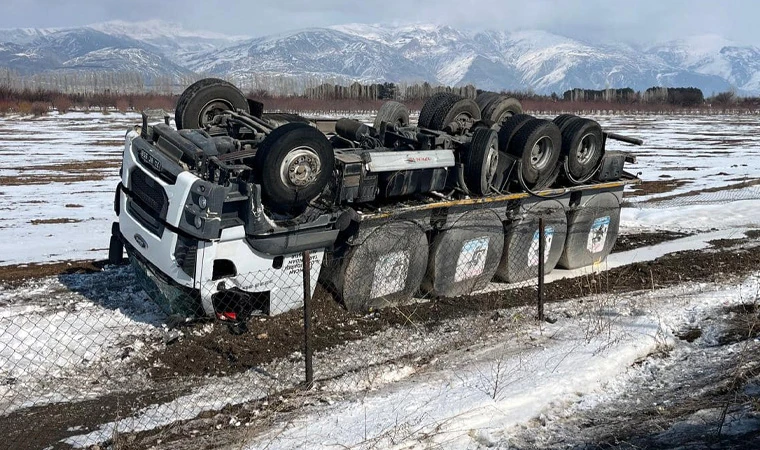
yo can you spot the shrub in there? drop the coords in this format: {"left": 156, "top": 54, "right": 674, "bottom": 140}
{"left": 16, "top": 101, "right": 32, "bottom": 115}
{"left": 52, "top": 95, "right": 72, "bottom": 113}
{"left": 115, "top": 98, "right": 130, "bottom": 113}
{"left": 31, "top": 102, "right": 49, "bottom": 116}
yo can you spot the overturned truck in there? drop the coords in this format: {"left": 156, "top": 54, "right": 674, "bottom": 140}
{"left": 110, "top": 78, "right": 642, "bottom": 323}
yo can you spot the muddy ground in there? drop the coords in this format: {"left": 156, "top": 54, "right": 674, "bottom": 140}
{"left": 1, "top": 231, "right": 758, "bottom": 449}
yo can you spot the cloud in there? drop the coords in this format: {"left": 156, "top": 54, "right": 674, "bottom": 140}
{"left": 0, "top": 0, "right": 757, "bottom": 45}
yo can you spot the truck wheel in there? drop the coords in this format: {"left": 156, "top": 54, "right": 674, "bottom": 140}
{"left": 418, "top": 93, "right": 451, "bottom": 129}
{"left": 553, "top": 114, "right": 581, "bottom": 133}
{"left": 422, "top": 209, "right": 504, "bottom": 298}
{"left": 483, "top": 96, "right": 523, "bottom": 125}
{"left": 508, "top": 119, "right": 562, "bottom": 190}
{"left": 373, "top": 101, "right": 410, "bottom": 130}
{"left": 428, "top": 95, "right": 481, "bottom": 133}
{"left": 497, "top": 113, "right": 534, "bottom": 152}
{"left": 557, "top": 192, "right": 621, "bottom": 269}
{"left": 475, "top": 92, "right": 500, "bottom": 112}
{"left": 175, "top": 78, "right": 249, "bottom": 130}
{"left": 495, "top": 199, "right": 567, "bottom": 283}
{"left": 331, "top": 221, "right": 428, "bottom": 312}
{"left": 262, "top": 112, "right": 311, "bottom": 128}
{"left": 562, "top": 118, "right": 604, "bottom": 183}
{"left": 254, "top": 123, "right": 335, "bottom": 213}
{"left": 464, "top": 128, "right": 500, "bottom": 195}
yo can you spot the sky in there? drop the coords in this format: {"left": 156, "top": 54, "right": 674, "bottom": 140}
{"left": 0, "top": 0, "right": 757, "bottom": 45}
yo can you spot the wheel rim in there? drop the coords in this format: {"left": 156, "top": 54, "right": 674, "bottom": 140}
{"left": 575, "top": 133, "right": 598, "bottom": 164}
{"left": 452, "top": 112, "right": 474, "bottom": 132}
{"left": 529, "top": 136, "right": 554, "bottom": 170}
{"left": 198, "top": 99, "right": 234, "bottom": 127}
{"left": 485, "top": 143, "right": 499, "bottom": 187}
{"left": 495, "top": 111, "right": 515, "bottom": 126}
{"left": 280, "top": 147, "right": 321, "bottom": 188}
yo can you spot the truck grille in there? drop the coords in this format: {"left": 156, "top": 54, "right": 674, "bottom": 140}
{"left": 130, "top": 168, "right": 168, "bottom": 219}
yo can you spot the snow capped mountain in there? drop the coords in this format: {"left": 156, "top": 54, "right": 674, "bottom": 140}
{"left": 0, "top": 21, "right": 758, "bottom": 95}
{"left": 86, "top": 20, "right": 247, "bottom": 66}
{"left": 324, "top": 24, "right": 746, "bottom": 94}
{"left": 188, "top": 27, "right": 430, "bottom": 83}
{"left": 646, "top": 35, "right": 760, "bottom": 93}
{"left": 62, "top": 47, "right": 193, "bottom": 80}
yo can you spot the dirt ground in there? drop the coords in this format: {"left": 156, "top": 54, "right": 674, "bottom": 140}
{"left": 612, "top": 230, "right": 692, "bottom": 252}
{"left": 1, "top": 231, "right": 759, "bottom": 449}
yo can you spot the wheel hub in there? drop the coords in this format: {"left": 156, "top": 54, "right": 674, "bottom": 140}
{"left": 281, "top": 147, "right": 321, "bottom": 188}
{"left": 485, "top": 145, "right": 499, "bottom": 184}
{"left": 576, "top": 133, "right": 598, "bottom": 164}
{"left": 199, "top": 100, "right": 233, "bottom": 127}
{"left": 530, "top": 136, "right": 554, "bottom": 170}
{"left": 451, "top": 112, "right": 474, "bottom": 134}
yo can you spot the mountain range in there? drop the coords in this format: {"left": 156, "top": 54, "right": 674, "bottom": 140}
{"left": 0, "top": 20, "right": 758, "bottom": 95}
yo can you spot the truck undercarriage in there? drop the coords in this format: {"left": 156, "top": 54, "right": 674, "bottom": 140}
{"left": 111, "top": 78, "right": 642, "bottom": 324}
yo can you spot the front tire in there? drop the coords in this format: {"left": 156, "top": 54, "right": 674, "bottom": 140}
{"left": 175, "top": 78, "right": 249, "bottom": 130}
{"left": 254, "top": 123, "right": 335, "bottom": 213}
{"left": 373, "top": 101, "right": 410, "bottom": 130}
{"left": 427, "top": 94, "right": 481, "bottom": 133}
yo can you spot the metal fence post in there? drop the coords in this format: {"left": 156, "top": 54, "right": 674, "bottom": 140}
{"left": 302, "top": 250, "right": 314, "bottom": 388}
{"left": 537, "top": 217, "right": 545, "bottom": 322}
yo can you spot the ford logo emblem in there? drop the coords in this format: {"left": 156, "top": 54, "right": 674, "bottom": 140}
{"left": 134, "top": 233, "right": 148, "bottom": 249}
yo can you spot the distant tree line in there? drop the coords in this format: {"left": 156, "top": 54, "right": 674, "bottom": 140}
{"left": 303, "top": 81, "right": 477, "bottom": 101}
{"left": 562, "top": 87, "right": 706, "bottom": 107}
{"left": 1, "top": 67, "right": 760, "bottom": 115}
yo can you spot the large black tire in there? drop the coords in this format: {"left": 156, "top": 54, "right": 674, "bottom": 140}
{"left": 561, "top": 118, "right": 604, "bottom": 184}
{"left": 253, "top": 123, "right": 335, "bottom": 213}
{"left": 557, "top": 192, "right": 621, "bottom": 269}
{"left": 463, "top": 128, "right": 500, "bottom": 195}
{"left": 175, "top": 78, "right": 249, "bottom": 130}
{"left": 418, "top": 93, "right": 452, "bottom": 129}
{"left": 483, "top": 96, "right": 523, "bottom": 125}
{"left": 262, "top": 112, "right": 311, "bottom": 128}
{"left": 327, "top": 221, "right": 428, "bottom": 312}
{"left": 373, "top": 101, "right": 410, "bottom": 130}
{"left": 422, "top": 209, "right": 504, "bottom": 298}
{"left": 507, "top": 119, "right": 562, "bottom": 190}
{"left": 553, "top": 114, "right": 581, "bottom": 134}
{"left": 495, "top": 200, "right": 567, "bottom": 283}
{"left": 428, "top": 96, "right": 481, "bottom": 133}
{"left": 497, "top": 114, "right": 534, "bottom": 152}
{"left": 475, "top": 92, "right": 500, "bottom": 112}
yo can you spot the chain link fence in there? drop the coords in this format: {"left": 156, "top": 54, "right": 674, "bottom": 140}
{"left": 1, "top": 195, "right": 619, "bottom": 449}
{"left": 3, "top": 192, "right": 760, "bottom": 449}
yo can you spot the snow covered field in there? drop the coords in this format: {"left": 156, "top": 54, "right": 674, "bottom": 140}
{"left": 0, "top": 111, "right": 141, "bottom": 265}
{"left": 0, "top": 112, "right": 759, "bottom": 449}
{"left": 0, "top": 112, "right": 758, "bottom": 266}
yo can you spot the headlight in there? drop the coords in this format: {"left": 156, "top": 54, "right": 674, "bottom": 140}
{"left": 198, "top": 196, "right": 207, "bottom": 209}
{"left": 194, "top": 216, "right": 203, "bottom": 229}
